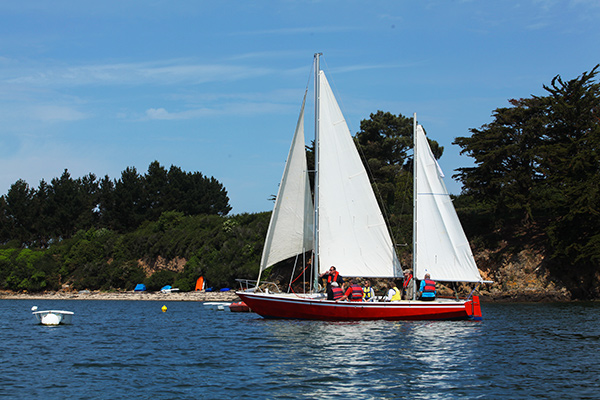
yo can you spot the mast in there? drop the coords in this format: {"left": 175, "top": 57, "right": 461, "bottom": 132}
{"left": 412, "top": 113, "right": 418, "bottom": 300}
{"left": 312, "top": 53, "right": 322, "bottom": 292}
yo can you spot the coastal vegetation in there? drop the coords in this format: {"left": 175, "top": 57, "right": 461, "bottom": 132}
{"left": 1, "top": 66, "right": 598, "bottom": 300}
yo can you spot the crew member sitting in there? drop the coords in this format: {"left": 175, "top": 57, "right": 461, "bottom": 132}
{"left": 338, "top": 278, "right": 363, "bottom": 302}
{"left": 384, "top": 281, "right": 402, "bottom": 302}
{"left": 331, "top": 281, "right": 344, "bottom": 300}
{"left": 362, "top": 279, "right": 375, "bottom": 302}
{"left": 402, "top": 269, "right": 413, "bottom": 300}
{"left": 418, "top": 273, "right": 436, "bottom": 301}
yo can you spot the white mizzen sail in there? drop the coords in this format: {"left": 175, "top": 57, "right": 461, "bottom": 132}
{"left": 317, "top": 71, "right": 402, "bottom": 278}
{"left": 259, "top": 93, "right": 314, "bottom": 276}
{"left": 414, "top": 124, "right": 482, "bottom": 282}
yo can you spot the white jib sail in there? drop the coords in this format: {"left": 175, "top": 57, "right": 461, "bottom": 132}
{"left": 415, "top": 124, "right": 482, "bottom": 283}
{"left": 259, "top": 93, "right": 314, "bottom": 275}
{"left": 317, "top": 71, "right": 401, "bottom": 278}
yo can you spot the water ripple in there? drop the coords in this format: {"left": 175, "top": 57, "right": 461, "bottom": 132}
{"left": 1, "top": 300, "right": 599, "bottom": 399}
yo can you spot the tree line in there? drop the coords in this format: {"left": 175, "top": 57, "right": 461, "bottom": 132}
{"left": 0, "top": 161, "right": 232, "bottom": 248}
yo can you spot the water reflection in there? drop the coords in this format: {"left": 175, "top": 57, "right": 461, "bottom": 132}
{"left": 255, "top": 317, "right": 488, "bottom": 399}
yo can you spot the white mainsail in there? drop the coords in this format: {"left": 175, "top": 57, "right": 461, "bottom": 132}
{"left": 414, "top": 124, "right": 482, "bottom": 282}
{"left": 317, "top": 71, "right": 402, "bottom": 278}
{"left": 258, "top": 93, "right": 314, "bottom": 276}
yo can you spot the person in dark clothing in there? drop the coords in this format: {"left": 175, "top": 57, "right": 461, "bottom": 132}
{"left": 320, "top": 266, "right": 344, "bottom": 300}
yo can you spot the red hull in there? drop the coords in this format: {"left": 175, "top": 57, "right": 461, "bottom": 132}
{"left": 237, "top": 292, "right": 482, "bottom": 321}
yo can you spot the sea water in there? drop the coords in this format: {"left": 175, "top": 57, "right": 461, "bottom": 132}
{"left": 1, "top": 300, "right": 598, "bottom": 399}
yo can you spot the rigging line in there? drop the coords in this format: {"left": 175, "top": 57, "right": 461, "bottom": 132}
{"left": 288, "top": 253, "right": 300, "bottom": 294}
{"left": 354, "top": 125, "right": 403, "bottom": 259}
{"left": 467, "top": 283, "right": 480, "bottom": 301}
{"left": 289, "top": 256, "right": 311, "bottom": 295}
{"left": 396, "top": 154, "right": 412, "bottom": 245}
{"left": 304, "top": 57, "right": 314, "bottom": 99}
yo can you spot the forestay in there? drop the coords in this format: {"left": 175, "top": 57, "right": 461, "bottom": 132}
{"left": 414, "top": 124, "right": 482, "bottom": 282}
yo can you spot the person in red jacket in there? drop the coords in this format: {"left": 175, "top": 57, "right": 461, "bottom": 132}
{"left": 330, "top": 282, "right": 344, "bottom": 300}
{"left": 418, "top": 273, "right": 436, "bottom": 301}
{"left": 338, "top": 279, "right": 363, "bottom": 302}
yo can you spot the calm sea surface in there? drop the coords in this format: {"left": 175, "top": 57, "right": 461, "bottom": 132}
{"left": 1, "top": 299, "right": 598, "bottom": 399}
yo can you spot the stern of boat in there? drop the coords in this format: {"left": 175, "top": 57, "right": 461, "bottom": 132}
{"left": 465, "top": 295, "right": 483, "bottom": 321}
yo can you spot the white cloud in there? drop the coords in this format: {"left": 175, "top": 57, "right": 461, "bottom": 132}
{"left": 145, "top": 108, "right": 171, "bottom": 120}
{"left": 3, "top": 59, "right": 274, "bottom": 87}
{"left": 230, "top": 26, "right": 361, "bottom": 36}
{"left": 144, "top": 100, "right": 291, "bottom": 121}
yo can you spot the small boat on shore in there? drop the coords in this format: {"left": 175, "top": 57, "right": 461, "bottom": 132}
{"left": 160, "top": 285, "right": 179, "bottom": 294}
{"left": 32, "top": 309, "right": 74, "bottom": 325}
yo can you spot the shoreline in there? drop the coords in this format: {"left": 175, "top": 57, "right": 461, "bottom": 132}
{"left": 1, "top": 290, "right": 589, "bottom": 303}
{"left": 0, "top": 290, "right": 240, "bottom": 302}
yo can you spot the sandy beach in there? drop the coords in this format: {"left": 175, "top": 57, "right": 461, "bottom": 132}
{"left": 0, "top": 290, "right": 240, "bottom": 302}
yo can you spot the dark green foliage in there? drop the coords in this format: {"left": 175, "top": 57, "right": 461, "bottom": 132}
{"left": 0, "top": 162, "right": 232, "bottom": 247}
{"left": 179, "top": 213, "right": 270, "bottom": 290}
{"left": 0, "top": 211, "right": 269, "bottom": 292}
{"left": 454, "top": 65, "right": 600, "bottom": 296}
{"left": 0, "top": 248, "right": 60, "bottom": 291}
{"left": 145, "top": 270, "right": 177, "bottom": 291}
{"left": 2, "top": 180, "right": 36, "bottom": 247}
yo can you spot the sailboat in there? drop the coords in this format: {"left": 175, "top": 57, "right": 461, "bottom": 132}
{"left": 237, "top": 54, "right": 484, "bottom": 321}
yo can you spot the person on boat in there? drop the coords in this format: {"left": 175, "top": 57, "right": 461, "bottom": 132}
{"left": 402, "top": 270, "right": 413, "bottom": 300}
{"left": 338, "top": 278, "right": 363, "bottom": 302}
{"left": 384, "top": 281, "right": 402, "bottom": 302}
{"left": 331, "top": 281, "right": 344, "bottom": 301}
{"left": 320, "top": 266, "right": 344, "bottom": 300}
{"left": 417, "top": 273, "right": 436, "bottom": 301}
{"left": 362, "top": 279, "right": 375, "bottom": 302}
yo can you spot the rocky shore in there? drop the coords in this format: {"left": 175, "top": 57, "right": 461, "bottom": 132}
{"left": 0, "top": 290, "right": 240, "bottom": 302}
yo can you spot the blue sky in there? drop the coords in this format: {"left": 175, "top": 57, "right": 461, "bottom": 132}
{"left": 1, "top": 1, "right": 598, "bottom": 214}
